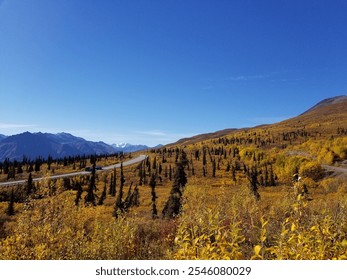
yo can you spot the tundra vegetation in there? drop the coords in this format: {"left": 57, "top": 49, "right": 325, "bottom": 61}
{"left": 1, "top": 110, "right": 347, "bottom": 260}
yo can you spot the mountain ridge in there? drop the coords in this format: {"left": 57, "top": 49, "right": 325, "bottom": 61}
{"left": 0, "top": 132, "right": 156, "bottom": 161}
{"left": 170, "top": 95, "right": 347, "bottom": 146}
{"left": 300, "top": 95, "right": 347, "bottom": 115}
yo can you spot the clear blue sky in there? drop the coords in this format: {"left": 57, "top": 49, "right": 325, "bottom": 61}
{"left": 1, "top": 0, "right": 346, "bottom": 146}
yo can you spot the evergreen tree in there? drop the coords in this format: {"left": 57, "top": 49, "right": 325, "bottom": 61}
{"left": 164, "top": 166, "right": 168, "bottom": 178}
{"left": 74, "top": 181, "right": 83, "bottom": 206}
{"left": 202, "top": 148, "right": 207, "bottom": 165}
{"left": 212, "top": 158, "right": 216, "bottom": 177}
{"left": 6, "top": 189, "right": 15, "bottom": 216}
{"left": 264, "top": 164, "right": 269, "bottom": 187}
{"left": 98, "top": 179, "right": 107, "bottom": 205}
{"left": 162, "top": 151, "right": 188, "bottom": 219}
{"left": 138, "top": 163, "right": 143, "bottom": 186}
{"left": 26, "top": 173, "right": 34, "bottom": 197}
{"left": 169, "top": 165, "right": 172, "bottom": 181}
{"left": 269, "top": 164, "right": 276, "bottom": 186}
{"left": 114, "top": 162, "right": 125, "bottom": 218}
{"left": 17, "top": 163, "right": 23, "bottom": 174}
{"left": 84, "top": 163, "right": 96, "bottom": 206}
{"left": 132, "top": 184, "right": 140, "bottom": 207}
{"left": 152, "top": 157, "right": 157, "bottom": 170}
{"left": 150, "top": 174, "right": 158, "bottom": 219}
{"left": 47, "top": 155, "right": 53, "bottom": 170}
{"left": 246, "top": 166, "right": 260, "bottom": 200}
{"left": 231, "top": 165, "right": 236, "bottom": 182}
{"left": 109, "top": 168, "right": 116, "bottom": 196}
{"left": 124, "top": 182, "right": 133, "bottom": 210}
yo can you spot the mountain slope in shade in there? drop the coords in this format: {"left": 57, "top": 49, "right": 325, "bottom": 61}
{"left": 0, "top": 132, "right": 116, "bottom": 161}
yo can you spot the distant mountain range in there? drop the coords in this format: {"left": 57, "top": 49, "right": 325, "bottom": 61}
{"left": 0, "top": 132, "right": 159, "bottom": 162}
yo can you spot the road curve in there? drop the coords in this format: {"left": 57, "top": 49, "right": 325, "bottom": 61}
{"left": 0, "top": 154, "right": 147, "bottom": 187}
{"left": 323, "top": 164, "right": 347, "bottom": 175}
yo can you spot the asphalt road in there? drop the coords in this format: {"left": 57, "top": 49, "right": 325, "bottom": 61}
{"left": 0, "top": 154, "right": 147, "bottom": 187}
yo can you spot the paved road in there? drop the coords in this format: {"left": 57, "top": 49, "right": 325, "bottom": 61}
{"left": 323, "top": 164, "right": 347, "bottom": 175}
{"left": 0, "top": 154, "right": 147, "bottom": 187}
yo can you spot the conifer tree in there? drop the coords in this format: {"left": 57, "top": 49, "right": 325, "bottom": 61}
{"left": 26, "top": 173, "right": 34, "bottom": 197}
{"left": 212, "top": 158, "right": 216, "bottom": 177}
{"left": 246, "top": 166, "right": 260, "bottom": 200}
{"left": 138, "top": 162, "right": 145, "bottom": 186}
{"left": 98, "top": 179, "right": 107, "bottom": 206}
{"left": 109, "top": 173, "right": 114, "bottom": 195}
{"left": 152, "top": 157, "right": 157, "bottom": 170}
{"left": 162, "top": 150, "right": 188, "bottom": 219}
{"left": 109, "top": 168, "right": 116, "bottom": 196}
{"left": 169, "top": 165, "right": 172, "bottom": 181}
{"left": 84, "top": 163, "right": 96, "bottom": 206}
{"left": 74, "top": 181, "right": 83, "bottom": 206}
{"left": 269, "top": 164, "right": 276, "bottom": 186}
{"left": 150, "top": 174, "right": 158, "bottom": 219}
{"left": 203, "top": 148, "right": 207, "bottom": 165}
{"left": 124, "top": 182, "right": 133, "bottom": 211}
{"left": 132, "top": 184, "right": 140, "bottom": 207}
{"left": 6, "top": 189, "right": 15, "bottom": 216}
{"left": 114, "top": 162, "right": 125, "bottom": 218}
{"left": 164, "top": 166, "right": 168, "bottom": 178}
{"left": 231, "top": 165, "right": 236, "bottom": 182}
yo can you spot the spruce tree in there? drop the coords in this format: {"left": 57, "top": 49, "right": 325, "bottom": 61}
{"left": 6, "top": 189, "right": 15, "bottom": 216}
{"left": 132, "top": 184, "right": 140, "bottom": 207}
{"left": 98, "top": 180, "right": 107, "bottom": 206}
{"left": 169, "top": 165, "right": 172, "bottom": 181}
{"left": 247, "top": 166, "right": 260, "bottom": 200}
{"left": 26, "top": 173, "right": 34, "bottom": 197}
{"left": 162, "top": 150, "right": 188, "bottom": 219}
{"left": 124, "top": 182, "right": 133, "bottom": 211}
{"left": 74, "top": 181, "right": 83, "bottom": 206}
{"left": 109, "top": 168, "right": 116, "bottom": 196}
{"left": 212, "top": 158, "right": 216, "bottom": 177}
{"left": 114, "top": 162, "right": 125, "bottom": 218}
{"left": 150, "top": 174, "right": 158, "bottom": 219}
{"left": 231, "top": 165, "right": 236, "bottom": 182}
{"left": 84, "top": 163, "right": 96, "bottom": 206}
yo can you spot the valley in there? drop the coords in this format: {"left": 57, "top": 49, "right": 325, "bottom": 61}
{"left": 0, "top": 96, "right": 347, "bottom": 260}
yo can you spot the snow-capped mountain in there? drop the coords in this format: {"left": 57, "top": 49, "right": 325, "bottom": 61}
{"left": 111, "top": 143, "right": 153, "bottom": 152}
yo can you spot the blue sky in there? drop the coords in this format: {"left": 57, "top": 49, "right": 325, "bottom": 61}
{"left": 1, "top": 0, "right": 346, "bottom": 146}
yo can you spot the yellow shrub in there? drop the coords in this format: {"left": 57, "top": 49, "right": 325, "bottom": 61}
{"left": 299, "top": 161, "right": 324, "bottom": 181}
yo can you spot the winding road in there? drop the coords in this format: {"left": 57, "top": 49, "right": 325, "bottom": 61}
{"left": 323, "top": 164, "right": 347, "bottom": 176}
{"left": 0, "top": 154, "right": 147, "bottom": 187}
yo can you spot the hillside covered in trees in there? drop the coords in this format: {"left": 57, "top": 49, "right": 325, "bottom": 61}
{"left": 0, "top": 96, "right": 347, "bottom": 260}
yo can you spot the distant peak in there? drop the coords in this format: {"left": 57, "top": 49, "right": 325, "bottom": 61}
{"left": 316, "top": 95, "right": 347, "bottom": 105}
{"left": 302, "top": 95, "right": 347, "bottom": 115}
{"left": 112, "top": 143, "right": 130, "bottom": 148}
